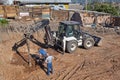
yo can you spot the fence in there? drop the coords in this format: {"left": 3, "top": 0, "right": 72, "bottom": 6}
{"left": 51, "top": 10, "right": 69, "bottom": 21}
{"left": 0, "top": 5, "right": 51, "bottom": 20}
{"left": 0, "top": 5, "right": 18, "bottom": 18}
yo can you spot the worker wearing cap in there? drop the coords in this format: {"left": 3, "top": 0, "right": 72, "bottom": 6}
{"left": 45, "top": 54, "right": 54, "bottom": 75}
{"left": 39, "top": 48, "right": 47, "bottom": 61}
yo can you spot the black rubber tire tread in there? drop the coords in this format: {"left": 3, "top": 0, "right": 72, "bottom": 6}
{"left": 66, "top": 40, "right": 78, "bottom": 53}
{"left": 83, "top": 37, "right": 95, "bottom": 49}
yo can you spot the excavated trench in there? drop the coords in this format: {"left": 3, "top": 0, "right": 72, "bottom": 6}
{"left": 11, "top": 52, "right": 42, "bottom": 73}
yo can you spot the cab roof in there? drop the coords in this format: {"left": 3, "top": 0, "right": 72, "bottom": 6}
{"left": 60, "top": 21, "right": 80, "bottom": 25}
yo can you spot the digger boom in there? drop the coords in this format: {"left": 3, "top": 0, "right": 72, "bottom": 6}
{"left": 24, "top": 19, "right": 53, "bottom": 43}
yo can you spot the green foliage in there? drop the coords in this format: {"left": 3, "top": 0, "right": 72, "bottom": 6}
{"left": 0, "top": 18, "right": 9, "bottom": 27}
{"left": 86, "top": 3, "right": 119, "bottom": 16}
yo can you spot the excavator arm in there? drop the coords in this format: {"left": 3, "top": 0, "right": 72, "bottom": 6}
{"left": 24, "top": 19, "right": 50, "bottom": 38}
{"left": 13, "top": 19, "right": 54, "bottom": 51}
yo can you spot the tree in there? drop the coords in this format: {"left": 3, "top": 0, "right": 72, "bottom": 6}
{"left": 86, "top": 2, "right": 119, "bottom": 16}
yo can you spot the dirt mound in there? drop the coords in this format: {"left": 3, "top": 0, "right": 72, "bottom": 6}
{"left": 0, "top": 20, "right": 120, "bottom": 80}
{"left": 11, "top": 52, "right": 40, "bottom": 73}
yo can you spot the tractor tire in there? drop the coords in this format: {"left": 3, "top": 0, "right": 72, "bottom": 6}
{"left": 66, "top": 40, "right": 78, "bottom": 53}
{"left": 83, "top": 37, "right": 95, "bottom": 49}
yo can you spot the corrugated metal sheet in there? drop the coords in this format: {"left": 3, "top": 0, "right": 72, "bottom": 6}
{"left": 16, "top": 0, "right": 71, "bottom": 3}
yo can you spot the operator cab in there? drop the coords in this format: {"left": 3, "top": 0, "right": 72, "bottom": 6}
{"left": 58, "top": 21, "right": 81, "bottom": 39}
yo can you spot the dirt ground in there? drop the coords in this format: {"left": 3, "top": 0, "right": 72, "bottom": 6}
{"left": 0, "top": 21, "right": 120, "bottom": 80}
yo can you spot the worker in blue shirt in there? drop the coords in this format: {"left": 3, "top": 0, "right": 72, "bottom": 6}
{"left": 39, "top": 48, "right": 47, "bottom": 61}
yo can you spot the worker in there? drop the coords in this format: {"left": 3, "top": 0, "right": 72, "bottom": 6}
{"left": 38, "top": 48, "right": 47, "bottom": 61}
{"left": 45, "top": 54, "right": 54, "bottom": 75}
{"left": 92, "top": 16, "right": 98, "bottom": 29}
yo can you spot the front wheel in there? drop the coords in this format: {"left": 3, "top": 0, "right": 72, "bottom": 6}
{"left": 83, "top": 37, "right": 95, "bottom": 49}
{"left": 66, "top": 40, "right": 78, "bottom": 53}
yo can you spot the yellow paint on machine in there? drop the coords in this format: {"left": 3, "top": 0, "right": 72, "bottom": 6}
{"left": 64, "top": 3, "right": 69, "bottom": 9}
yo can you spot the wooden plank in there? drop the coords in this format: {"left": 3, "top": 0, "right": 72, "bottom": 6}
{"left": 6, "top": 13, "right": 17, "bottom": 17}
{"left": 19, "top": 6, "right": 30, "bottom": 12}
{"left": 4, "top": 5, "right": 18, "bottom": 18}
{"left": 42, "top": 8, "right": 50, "bottom": 12}
{"left": 0, "top": 5, "right": 4, "bottom": 10}
{"left": 32, "top": 8, "right": 42, "bottom": 12}
{"left": 0, "top": 5, "right": 5, "bottom": 18}
{"left": 0, "top": 10, "right": 4, "bottom": 14}
{"left": 0, "top": 5, "right": 4, "bottom": 12}
{"left": 51, "top": 10, "right": 69, "bottom": 21}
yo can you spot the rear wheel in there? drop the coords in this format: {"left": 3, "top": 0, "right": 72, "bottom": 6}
{"left": 83, "top": 37, "right": 95, "bottom": 49}
{"left": 66, "top": 40, "right": 78, "bottom": 53}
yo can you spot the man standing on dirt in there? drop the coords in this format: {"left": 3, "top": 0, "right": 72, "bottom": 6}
{"left": 45, "top": 54, "right": 54, "bottom": 75}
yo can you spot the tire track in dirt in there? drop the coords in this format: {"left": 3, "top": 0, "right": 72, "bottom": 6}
{"left": 63, "top": 60, "right": 85, "bottom": 80}
{"left": 54, "top": 66, "right": 74, "bottom": 80}
{"left": 54, "top": 59, "right": 85, "bottom": 80}
{"left": 69, "top": 48, "right": 120, "bottom": 80}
